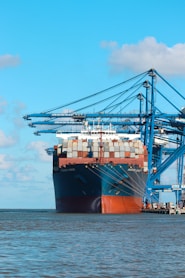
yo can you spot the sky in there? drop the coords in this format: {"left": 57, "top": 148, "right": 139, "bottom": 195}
{"left": 0, "top": 0, "right": 185, "bottom": 209}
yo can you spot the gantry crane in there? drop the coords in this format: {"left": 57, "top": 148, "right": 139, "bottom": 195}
{"left": 23, "top": 69, "right": 185, "bottom": 204}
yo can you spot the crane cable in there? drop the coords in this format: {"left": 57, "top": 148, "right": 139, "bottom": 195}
{"left": 43, "top": 71, "right": 149, "bottom": 113}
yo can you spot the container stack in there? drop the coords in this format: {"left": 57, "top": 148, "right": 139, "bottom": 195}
{"left": 58, "top": 138, "right": 147, "bottom": 162}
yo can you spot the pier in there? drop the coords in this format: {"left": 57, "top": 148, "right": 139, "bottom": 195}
{"left": 142, "top": 207, "right": 185, "bottom": 215}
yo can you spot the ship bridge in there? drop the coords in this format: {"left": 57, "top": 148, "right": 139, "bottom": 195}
{"left": 23, "top": 68, "right": 185, "bottom": 205}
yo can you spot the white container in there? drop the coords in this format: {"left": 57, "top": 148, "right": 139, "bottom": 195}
{"left": 67, "top": 152, "right": 72, "bottom": 158}
{"left": 130, "top": 147, "right": 135, "bottom": 153}
{"left": 72, "top": 143, "right": 78, "bottom": 151}
{"left": 72, "top": 151, "right": 78, "bottom": 157}
{"left": 83, "top": 142, "right": 88, "bottom": 147}
{"left": 123, "top": 142, "right": 129, "bottom": 147}
{"left": 114, "top": 146, "right": 119, "bottom": 152}
{"left": 119, "top": 145, "right": 125, "bottom": 151}
{"left": 138, "top": 148, "right": 143, "bottom": 154}
{"left": 129, "top": 142, "right": 133, "bottom": 147}
{"left": 93, "top": 151, "right": 99, "bottom": 158}
{"left": 77, "top": 143, "right": 83, "bottom": 151}
{"left": 57, "top": 148, "right": 61, "bottom": 155}
{"left": 92, "top": 146, "right": 99, "bottom": 152}
{"left": 68, "top": 141, "right": 73, "bottom": 147}
{"left": 124, "top": 146, "right": 130, "bottom": 152}
{"left": 134, "top": 148, "right": 139, "bottom": 154}
{"left": 104, "top": 152, "right": 110, "bottom": 158}
{"left": 120, "top": 151, "right": 125, "bottom": 158}
{"left": 114, "top": 152, "right": 120, "bottom": 158}
{"left": 93, "top": 142, "right": 99, "bottom": 147}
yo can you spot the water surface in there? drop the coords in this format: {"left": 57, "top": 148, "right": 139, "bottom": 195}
{"left": 0, "top": 210, "right": 184, "bottom": 277}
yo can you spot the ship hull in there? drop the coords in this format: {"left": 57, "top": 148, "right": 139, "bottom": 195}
{"left": 53, "top": 163, "right": 147, "bottom": 213}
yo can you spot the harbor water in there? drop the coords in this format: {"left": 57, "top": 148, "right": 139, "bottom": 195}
{"left": 0, "top": 210, "right": 184, "bottom": 277}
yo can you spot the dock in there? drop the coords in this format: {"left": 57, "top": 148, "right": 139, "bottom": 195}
{"left": 142, "top": 208, "right": 185, "bottom": 215}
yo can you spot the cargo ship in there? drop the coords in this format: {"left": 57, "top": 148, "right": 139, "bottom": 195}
{"left": 52, "top": 124, "right": 148, "bottom": 213}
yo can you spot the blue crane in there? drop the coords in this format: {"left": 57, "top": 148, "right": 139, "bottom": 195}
{"left": 23, "top": 69, "right": 185, "bottom": 203}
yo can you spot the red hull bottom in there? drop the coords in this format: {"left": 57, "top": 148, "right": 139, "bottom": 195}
{"left": 102, "top": 196, "right": 142, "bottom": 214}
{"left": 55, "top": 196, "right": 142, "bottom": 214}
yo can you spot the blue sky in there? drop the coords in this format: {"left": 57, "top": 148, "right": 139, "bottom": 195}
{"left": 0, "top": 0, "right": 185, "bottom": 208}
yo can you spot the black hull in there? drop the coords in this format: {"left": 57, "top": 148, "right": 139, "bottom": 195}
{"left": 53, "top": 163, "right": 147, "bottom": 213}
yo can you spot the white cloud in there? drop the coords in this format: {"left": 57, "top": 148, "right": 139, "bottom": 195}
{"left": 0, "top": 54, "right": 21, "bottom": 68}
{"left": 2, "top": 167, "right": 33, "bottom": 182}
{"left": 13, "top": 101, "right": 26, "bottom": 114}
{"left": 26, "top": 141, "right": 52, "bottom": 162}
{"left": 0, "top": 154, "right": 14, "bottom": 169}
{"left": 0, "top": 130, "right": 17, "bottom": 147}
{"left": 12, "top": 101, "right": 27, "bottom": 128}
{"left": 15, "top": 164, "right": 37, "bottom": 182}
{"left": 103, "top": 37, "right": 185, "bottom": 76}
{"left": 100, "top": 40, "right": 118, "bottom": 49}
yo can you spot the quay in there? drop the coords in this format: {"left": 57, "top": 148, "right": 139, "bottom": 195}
{"left": 142, "top": 207, "right": 185, "bottom": 215}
